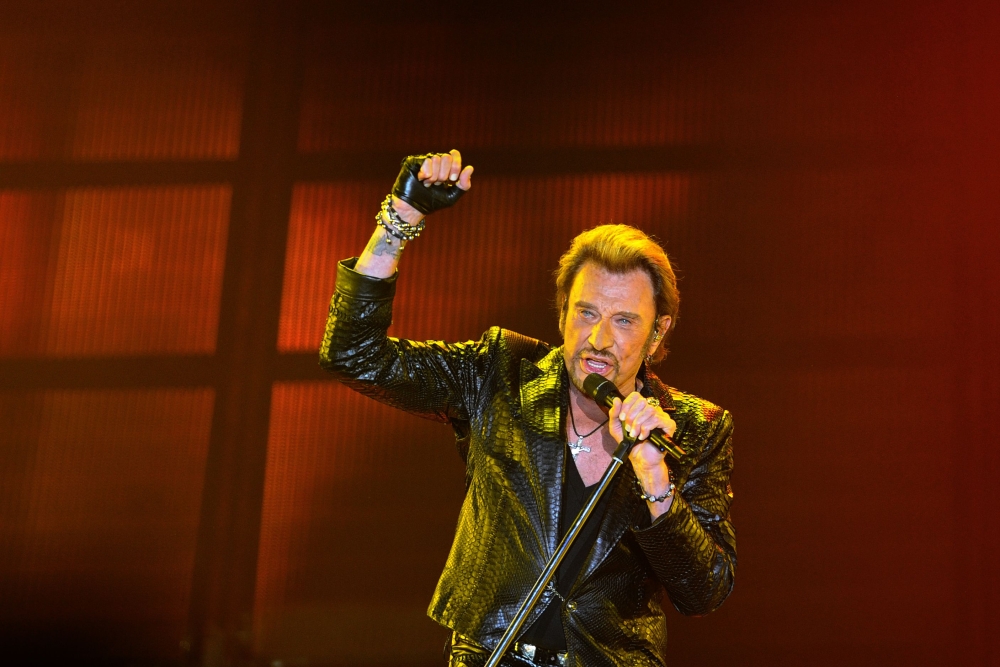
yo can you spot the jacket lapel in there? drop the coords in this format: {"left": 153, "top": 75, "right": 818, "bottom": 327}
{"left": 519, "top": 348, "right": 569, "bottom": 556}
{"left": 518, "top": 349, "right": 565, "bottom": 437}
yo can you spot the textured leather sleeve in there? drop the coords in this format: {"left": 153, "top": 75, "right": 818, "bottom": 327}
{"left": 633, "top": 408, "right": 736, "bottom": 616}
{"left": 319, "top": 257, "right": 497, "bottom": 423}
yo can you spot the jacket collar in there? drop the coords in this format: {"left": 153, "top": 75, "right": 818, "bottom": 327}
{"left": 638, "top": 362, "right": 676, "bottom": 412}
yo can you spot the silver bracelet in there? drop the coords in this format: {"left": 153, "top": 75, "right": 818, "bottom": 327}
{"left": 378, "top": 195, "right": 425, "bottom": 241}
{"left": 375, "top": 208, "right": 407, "bottom": 242}
{"left": 635, "top": 478, "right": 675, "bottom": 503}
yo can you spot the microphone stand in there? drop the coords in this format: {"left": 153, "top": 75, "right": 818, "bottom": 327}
{"left": 483, "top": 432, "right": 640, "bottom": 667}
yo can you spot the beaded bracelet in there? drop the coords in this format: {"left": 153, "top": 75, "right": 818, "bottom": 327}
{"left": 375, "top": 208, "right": 407, "bottom": 242}
{"left": 378, "top": 194, "right": 426, "bottom": 241}
{"left": 635, "top": 478, "right": 675, "bottom": 503}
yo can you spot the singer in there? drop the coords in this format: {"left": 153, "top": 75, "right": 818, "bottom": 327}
{"left": 319, "top": 151, "right": 736, "bottom": 667}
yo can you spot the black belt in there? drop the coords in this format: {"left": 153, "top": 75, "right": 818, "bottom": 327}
{"left": 448, "top": 633, "right": 569, "bottom": 667}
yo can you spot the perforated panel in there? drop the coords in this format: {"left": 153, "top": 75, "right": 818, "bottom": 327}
{"left": 254, "top": 381, "right": 466, "bottom": 662}
{"left": 0, "top": 36, "right": 67, "bottom": 160}
{"left": 0, "top": 388, "right": 214, "bottom": 659}
{"left": 298, "top": 27, "right": 704, "bottom": 153}
{"left": 69, "top": 37, "right": 245, "bottom": 160}
{"left": 0, "top": 191, "right": 58, "bottom": 356}
{"left": 0, "top": 34, "right": 244, "bottom": 161}
{"left": 297, "top": 8, "right": 951, "bottom": 154}
{"left": 0, "top": 186, "right": 230, "bottom": 357}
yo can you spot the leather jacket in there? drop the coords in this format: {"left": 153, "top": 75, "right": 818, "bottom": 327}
{"left": 320, "top": 259, "right": 737, "bottom": 667}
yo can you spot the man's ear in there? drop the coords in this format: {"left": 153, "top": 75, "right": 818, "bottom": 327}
{"left": 652, "top": 315, "right": 672, "bottom": 350}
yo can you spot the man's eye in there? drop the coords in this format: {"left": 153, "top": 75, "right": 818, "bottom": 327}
{"left": 580, "top": 309, "right": 596, "bottom": 318}
{"left": 617, "top": 317, "right": 633, "bottom": 326}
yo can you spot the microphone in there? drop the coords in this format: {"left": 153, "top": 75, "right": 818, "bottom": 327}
{"left": 583, "top": 373, "right": 688, "bottom": 461}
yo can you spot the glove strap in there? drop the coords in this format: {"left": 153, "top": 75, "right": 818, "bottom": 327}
{"left": 391, "top": 154, "right": 467, "bottom": 214}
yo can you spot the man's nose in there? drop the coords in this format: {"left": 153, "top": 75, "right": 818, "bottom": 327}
{"left": 589, "top": 319, "right": 613, "bottom": 350}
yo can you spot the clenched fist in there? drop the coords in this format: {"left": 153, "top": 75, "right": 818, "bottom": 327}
{"left": 392, "top": 149, "right": 474, "bottom": 221}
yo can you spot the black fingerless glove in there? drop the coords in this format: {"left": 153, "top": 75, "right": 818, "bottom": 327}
{"left": 391, "top": 154, "right": 467, "bottom": 215}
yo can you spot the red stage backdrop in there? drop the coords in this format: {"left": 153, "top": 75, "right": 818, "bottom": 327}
{"left": 0, "top": 2, "right": 997, "bottom": 666}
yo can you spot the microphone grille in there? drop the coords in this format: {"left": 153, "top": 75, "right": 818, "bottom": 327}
{"left": 583, "top": 372, "right": 609, "bottom": 400}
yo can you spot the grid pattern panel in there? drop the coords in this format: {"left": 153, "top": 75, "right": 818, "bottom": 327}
{"left": 0, "top": 388, "right": 214, "bottom": 660}
{"left": 0, "top": 34, "right": 244, "bottom": 161}
{"left": 254, "top": 381, "right": 466, "bottom": 663}
{"left": 675, "top": 168, "right": 954, "bottom": 345}
{"left": 298, "top": 40, "right": 703, "bottom": 152}
{"left": 69, "top": 36, "right": 245, "bottom": 160}
{"left": 687, "top": 364, "right": 954, "bottom": 651}
{"left": 0, "top": 186, "right": 231, "bottom": 358}
{"left": 0, "top": 191, "right": 59, "bottom": 356}
{"left": 0, "top": 36, "right": 69, "bottom": 159}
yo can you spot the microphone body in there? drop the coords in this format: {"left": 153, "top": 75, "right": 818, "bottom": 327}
{"left": 582, "top": 373, "right": 688, "bottom": 461}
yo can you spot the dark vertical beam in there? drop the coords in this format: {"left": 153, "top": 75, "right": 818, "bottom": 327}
{"left": 186, "top": 1, "right": 304, "bottom": 664}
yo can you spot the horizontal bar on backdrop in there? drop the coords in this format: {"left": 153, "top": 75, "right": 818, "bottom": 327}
{"left": 0, "top": 142, "right": 937, "bottom": 189}
{"left": 0, "top": 161, "right": 237, "bottom": 189}
{"left": 294, "top": 142, "right": 938, "bottom": 182}
{"left": 0, "top": 355, "right": 219, "bottom": 390}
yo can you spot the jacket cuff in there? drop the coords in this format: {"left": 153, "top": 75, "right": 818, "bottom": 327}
{"left": 336, "top": 257, "right": 397, "bottom": 301}
{"left": 633, "top": 491, "right": 699, "bottom": 542}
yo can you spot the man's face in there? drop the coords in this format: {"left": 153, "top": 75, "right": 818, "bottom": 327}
{"left": 561, "top": 261, "right": 669, "bottom": 397}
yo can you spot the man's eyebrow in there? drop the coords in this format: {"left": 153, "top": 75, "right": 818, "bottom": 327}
{"left": 573, "top": 300, "right": 644, "bottom": 320}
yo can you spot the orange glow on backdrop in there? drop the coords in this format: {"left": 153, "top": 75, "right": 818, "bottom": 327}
{"left": 0, "top": 388, "right": 213, "bottom": 656}
{"left": 0, "top": 35, "right": 243, "bottom": 161}
{"left": 254, "top": 381, "right": 467, "bottom": 662}
{"left": 0, "top": 187, "right": 230, "bottom": 357}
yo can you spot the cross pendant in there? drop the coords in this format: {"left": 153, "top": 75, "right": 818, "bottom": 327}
{"left": 568, "top": 436, "right": 591, "bottom": 456}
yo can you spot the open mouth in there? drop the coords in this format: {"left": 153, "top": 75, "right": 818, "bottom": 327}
{"left": 581, "top": 356, "right": 614, "bottom": 376}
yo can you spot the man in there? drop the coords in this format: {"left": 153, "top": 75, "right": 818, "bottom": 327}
{"left": 320, "top": 150, "right": 736, "bottom": 667}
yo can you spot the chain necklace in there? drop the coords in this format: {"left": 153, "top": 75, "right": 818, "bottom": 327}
{"left": 568, "top": 400, "right": 608, "bottom": 457}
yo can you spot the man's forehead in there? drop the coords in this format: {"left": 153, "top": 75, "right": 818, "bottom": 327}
{"left": 569, "top": 262, "right": 656, "bottom": 311}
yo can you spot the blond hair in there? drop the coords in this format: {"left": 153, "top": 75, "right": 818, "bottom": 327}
{"left": 554, "top": 224, "right": 679, "bottom": 362}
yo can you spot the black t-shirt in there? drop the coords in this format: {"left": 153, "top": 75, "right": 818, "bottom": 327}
{"left": 519, "top": 445, "right": 615, "bottom": 650}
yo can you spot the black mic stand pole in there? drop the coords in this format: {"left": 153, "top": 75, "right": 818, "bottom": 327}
{"left": 484, "top": 432, "right": 640, "bottom": 667}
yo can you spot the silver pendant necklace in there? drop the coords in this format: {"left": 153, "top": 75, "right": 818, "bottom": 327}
{"left": 568, "top": 400, "right": 608, "bottom": 457}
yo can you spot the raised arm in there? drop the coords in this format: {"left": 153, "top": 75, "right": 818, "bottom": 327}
{"left": 355, "top": 149, "right": 474, "bottom": 279}
{"left": 320, "top": 151, "right": 483, "bottom": 424}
